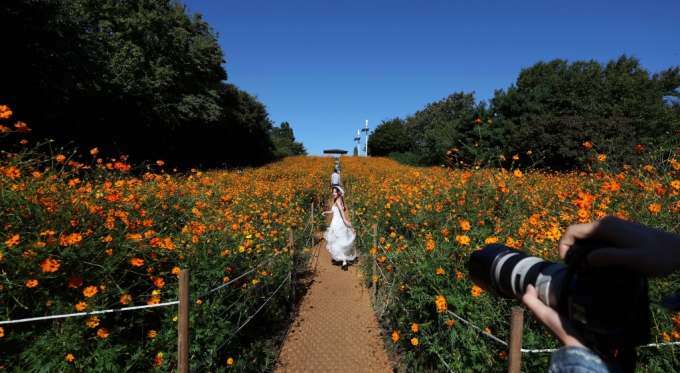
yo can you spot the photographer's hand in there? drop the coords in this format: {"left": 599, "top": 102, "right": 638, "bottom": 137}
{"left": 559, "top": 216, "right": 680, "bottom": 277}
{"left": 522, "top": 285, "right": 586, "bottom": 347}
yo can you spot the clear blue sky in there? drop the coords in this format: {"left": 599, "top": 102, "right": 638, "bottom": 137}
{"left": 182, "top": 0, "right": 680, "bottom": 156}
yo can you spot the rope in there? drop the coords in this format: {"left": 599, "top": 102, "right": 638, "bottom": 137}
{"left": 190, "top": 273, "right": 291, "bottom": 373}
{"left": 0, "top": 301, "right": 179, "bottom": 325}
{"left": 190, "top": 243, "right": 290, "bottom": 302}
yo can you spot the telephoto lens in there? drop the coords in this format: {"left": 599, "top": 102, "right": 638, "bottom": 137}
{"left": 468, "top": 244, "right": 567, "bottom": 309}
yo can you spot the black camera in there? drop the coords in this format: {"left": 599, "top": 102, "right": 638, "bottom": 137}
{"left": 468, "top": 241, "right": 651, "bottom": 352}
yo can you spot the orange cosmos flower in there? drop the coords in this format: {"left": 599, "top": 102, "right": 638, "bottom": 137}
{"left": 0, "top": 326, "right": 4, "bottom": 337}
{"left": 583, "top": 141, "right": 593, "bottom": 149}
{"left": 147, "top": 330, "right": 157, "bottom": 339}
{"left": 459, "top": 220, "right": 471, "bottom": 231}
{"left": 147, "top": 295, "right": 161, "bottom": 305}
{"left": 90, "top": 148, "right": 99, "bottom": 155}
{"left": 0, "top": 105, "right": 12, "bottom": 119}
{"left": 634, "top": 144, "right": 644, "bottom": 153}
{"left": 65, "top": 353, "right": 75, "bottom": 362}
{"left": 83, "top": 286, "right": 98, "bottom": 298}
{"left": 426, "top": 239, "right": 435, "bottom": 251}
{"left": 648, "top": 203, "right": 661, "bottom": 214}
{"left": 601, "top": 180, "right": 621, "bottom": 192}
{"left": 445, "top": 319, "right": 456, "bottom": 328}
{"left": 597, "top": 154, "right": 607, "bottom": 162}
{"left": 435, "top": 295, "right": 447, "bottom": 313}
{"left": 513, "top": 169, "right": 523, "bottom": 177}
{"left": 391, "top": 331, "right": 399, "bottom": 342}
{"left": 14, "top": 121, "right": 30, "bottom": 133}
{"left": 86, "top": 316, "right": 100, "bottom": 328}
{"left": 5, "top": 234, "right": 19, "bottom": 247}
{"left": 411, "top": 338, "right": 419, "bottom": 346}
{"left": 473, "top": 118, "right": 482, "bottom": 124}
{"left": 471, "top": 285, "right": 483, "bottom": 297}
{"left": 227, "top": 357, "right": 234, "bottom": 365}
{"left": 68, "top": 275, "right": 84, "bottom": 288}
{"left": 411, "top": 323, "right": 419, "bottom": 333}
{"left": 26, "top": 279, "right": 38, "bottom": 288}
{"left": 156, "top": 160, "right": 164, "bottom": 166}
{"left": 455, "top": 270, "right": 464, "bottom": 279}
{"left": 499, "top": 351, "right": 507, "bottom": 359}
{"left": 153, "top": 352, "right": 163, "bottom": 366}
{"left": 436, "top": 268, "right": 445, "bottom": 275}
{"left": 97, "top": 327, "right": 110, "bottom": 339}
{"left": 75, "top": 302, "right": 88, "bottom": 311}
{"left": 130, "top": 258, "right": 144, "bottom": 267}
{"left": 55, "top": 154, "right": 66, "bottom": 163}
{"left": 153, "top": 277, "right": 165, "bottom": 288}
{"left": 120, "top": 294, "right": 132, "bottom": 305}
{"left": 40, "top": 258, "right": 60, "bottom": 273}
{"left": 456, "top": 235, "right": 471, "bottom": 245}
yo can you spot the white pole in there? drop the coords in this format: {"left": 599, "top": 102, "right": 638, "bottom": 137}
{"left": 365, "top": 120, "right": 369, "bottom": 156}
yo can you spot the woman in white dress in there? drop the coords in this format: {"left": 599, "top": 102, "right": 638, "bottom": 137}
{"left": 321, "top": 186, "right": 356, "bottom": 271}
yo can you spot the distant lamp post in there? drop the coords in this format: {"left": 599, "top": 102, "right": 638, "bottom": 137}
{"left": 353, "top": 129, "right": 361, "bottom": 156}
{"left": 360, "top": 120, "right": 369, "bottom": 156}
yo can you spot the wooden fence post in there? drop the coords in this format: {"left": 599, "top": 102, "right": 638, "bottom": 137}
{"left": 178, "top": 269, "right": 190, "bottom": 373}
{"left": 372, "top": 222, "right": 378, "bottom": 301}
{"left": 290, "top": 228, "right": 295, "bottom": 304}
{"left": 508, "top": 306, "right": 524, "bottom": 373}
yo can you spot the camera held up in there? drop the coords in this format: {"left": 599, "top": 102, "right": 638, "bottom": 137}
{"left": 467, "top": 241, "right": 651, "bottom": 352}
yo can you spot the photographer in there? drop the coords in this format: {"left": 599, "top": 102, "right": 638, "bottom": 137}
{"left": 522, "top": 216, "right": 680, "bottom": 373}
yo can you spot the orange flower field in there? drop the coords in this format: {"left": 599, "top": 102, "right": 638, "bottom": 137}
{"left": 2, "top": 105, "right": 680, "bottom": 371}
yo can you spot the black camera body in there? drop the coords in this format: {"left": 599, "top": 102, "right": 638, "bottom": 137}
{"left": 468, "top": 241, "right": 651, "bottom": 352}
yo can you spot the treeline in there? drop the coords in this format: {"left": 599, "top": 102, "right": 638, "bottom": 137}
{"left": 369, "top": 55, "right": 680, "bottom": 171}
{"left": 1, "top": 0, "right": 305, "bottom": 170}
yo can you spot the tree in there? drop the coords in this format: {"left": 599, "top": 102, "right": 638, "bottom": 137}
{"left": 491, "top": 55, "right": 680, "bottom": 170}
{"left": 271, "top": 121, "right": 307, "bottom": 159}
{"left": 367, "top": 118, "right": 414, "bottom": 157}
{"left": 1, "top": 0, "right": 279, "bottom": 170}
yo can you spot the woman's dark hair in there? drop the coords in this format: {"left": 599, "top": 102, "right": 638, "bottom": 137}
{"left": 332, "top": 186, "right": 346, "bottom": 211}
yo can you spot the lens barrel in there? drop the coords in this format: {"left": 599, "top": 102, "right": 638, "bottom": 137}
{"left": 469, "top": 244, "right": 566, "bottom": 307}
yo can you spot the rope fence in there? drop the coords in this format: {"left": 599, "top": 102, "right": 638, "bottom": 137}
{"left": 1, "top": 202, "right": 318, "bottom": 373}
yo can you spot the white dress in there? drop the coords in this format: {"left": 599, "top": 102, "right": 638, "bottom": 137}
{"left": 324, "top": 205, "right": 356, "bottom": 262}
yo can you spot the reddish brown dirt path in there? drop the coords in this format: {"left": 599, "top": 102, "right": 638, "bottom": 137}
{"left": 275, "top": 238, "right": 393, "bottom": 373}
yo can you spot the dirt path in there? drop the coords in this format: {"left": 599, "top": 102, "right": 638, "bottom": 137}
{"left": 275, "top": 238, "right": 393, "bottom": 373}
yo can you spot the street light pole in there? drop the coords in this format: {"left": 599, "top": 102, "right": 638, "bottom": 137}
{"left": 360, "top": 120, "right": 369, "bottom": 156}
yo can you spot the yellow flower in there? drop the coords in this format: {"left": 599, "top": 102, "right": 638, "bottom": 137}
{"left": 436, "top": 268, "right": 445, "bottom": 275}
{"left": 435, "top": 295, "right": 447, "bottom": 313}
{"left": 65, "top": 353, "right": 75, "bottom": 362}
{"left": 0, "top": 326, "right": 4, "bottom": 338}
{"left": 227, "top": 358, "right": 234, "bottom": 365}
{"left": 513, "top": 169, "right": 523, "bottom": 177}
{"left": 485, "top": 327, "right": 492, "bottom": 334}
{"left": 411, "top": 338, "right": 418, "bottom": 346}
{"left": 196, "top": 299, "right": 202, "bottom": 305}
{"left": 512, "top": 154, "right": 519, "bottom": 160}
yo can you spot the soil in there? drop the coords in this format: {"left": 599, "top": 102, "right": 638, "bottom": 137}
{"left": 274, "top": 237, "right": 394, "bottom": 373}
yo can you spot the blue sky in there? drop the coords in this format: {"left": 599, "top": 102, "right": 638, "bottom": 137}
{"left": 182, "top": 0, "right": 680, "bottom": 156}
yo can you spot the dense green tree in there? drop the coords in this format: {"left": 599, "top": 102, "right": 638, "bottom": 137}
{"left": 1, "top": 0, "right": 278, "bottom": 170}
{"left": 491, "top": 55, "right": 680, "bottom": 169}
{"left": 270, "top": 121, "right": 307, "bottom": 159}
{"left": 367, "top": 118, "right": 414, "bottom": 157}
